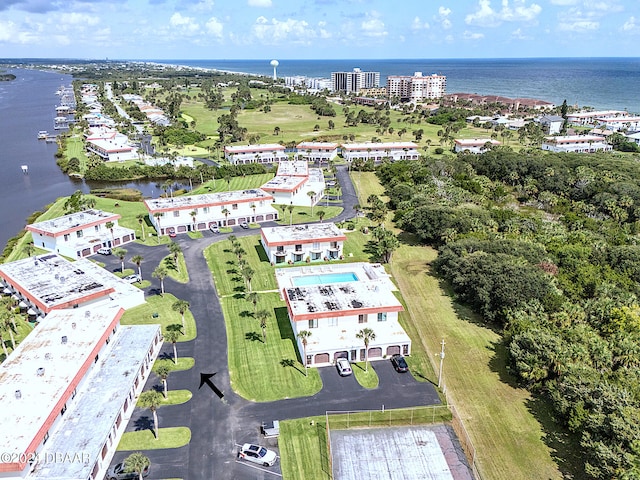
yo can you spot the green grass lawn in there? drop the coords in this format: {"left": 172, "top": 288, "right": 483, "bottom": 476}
{"left": 351, "top": 362, "right": 379, "bottom": 389}
{"left": 158, "top": 390, "right": 192, "bottom": 406}
{"left": 159, "top": 253, "right": 190, "bottom": 283}
{"left": 153, "top": 357, "right": 195, "bottom": 373}
{"left": 273, "top": 205, "right": 343, "bottom": 226}
{"left": 190, "top": 173, "right": 275, "bottom": 195}
{"left": 116, "top": 427, "right": 191, "bottom": 451}
{"left": 121, "top": 293, "right": 197, "bottom": 342}
{"left": 280, "top": 417, "right": 331, "bottom": 480}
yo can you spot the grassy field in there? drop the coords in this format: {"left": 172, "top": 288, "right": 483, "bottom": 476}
{"left": 117, "top": 427, "right": 191, "bottom": 451}
{"left": 351, "top": 362, "right": 379, "bottom": 389}
{"left": 121, "top": 293, "right": 197, "bottom": 342}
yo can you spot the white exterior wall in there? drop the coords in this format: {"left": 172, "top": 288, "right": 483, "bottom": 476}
{"left": 224, "top": 147, "right": 289, "bottom": 165}
{"left": 341, "top": 144, "right": 420, "bottom": 162}
{"left": 296, "top": 144, "right": 338, "bottom": 163}
{"left": 290, "top": 311, "right": 411, "bottom": 366}
{"left": 541, "top": 136, "right": 613, "bottom": 153}
{"left": 267, "top": 180, "right": 325, "bottom": 207}
{"left": 261, "top": 238, "right": 343, "bottom": 264}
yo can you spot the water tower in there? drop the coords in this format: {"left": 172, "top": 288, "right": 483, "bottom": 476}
{"left": 270, "top": 59, "right": 279, "bottom": 80}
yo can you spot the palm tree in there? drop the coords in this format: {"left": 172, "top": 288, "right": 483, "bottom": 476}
{"left": 241, "top": 266, "right": 255, "bottom": 292}
{"left": 233, "top": 245, "right": 246, "bottom": 261}
{"left": 131, "top": 255, "right": 144, "bottom": 280}
{"left": 256, "top": 310, "right": 270, "bottom": 343}
{"left": 2, "top": 314, "right": 16, "bottom": 349}
{"left": 163, "top": 324, "right": 183, "bottom": 364}
{"left": 137, "top": 214, "right": 147, "bottom": 240}
{"left": 190, "top": 210, "right": 197, "bottom": 231}
{"left": 105, "top": 221, "right": 115, "bottom": 246}
{"left": 356, "top": 328, "right": 376, "bottom": 372}
{"left": 278, "top": 204, "right": 286, "bottom": 222}
{"left": 123, "top": 452, "right": 150, "bottom": 480}
{"left": 172, "top": 299, "right": 190, "bottom": 330}
{"left": 297, "top": 330, "right": 312, "bottom": 376}
{"left": 153, "top": 212, "right": 163, "bottom": 233}
{"left": 168, "top": 242, "right": 182, "bottom": 273}
{"left": 307, "top": 191, "right": 316, "bottom": 217}
{"left": 317, "top": 209, "right": 326, "bottom": 223}
{"left": 250, "top": 203, "right": 257, "bottom": 222}
{"left": 155, "top": 363, "right": 171, "bottom": 399}
{"left": 221, "top": 208, "right": 230, "bottom": 226}
{"left": 113, "top": 247, "right": 127, "bottom": 273}
{"left": 23, "top": 243, "right": 35, "bottom": 257}
{"left": 224, "top": 174, "right": 232, "bottom": 192}
{"left": 138, "top": 390, "right": 164, "bottom": 439}
{"left": 353, "top": 204, "right": 361, "bottom": 224}
{"left": 0, "top": 331, "right": 8, "bottom": 359}
{"left": 287, "top": 205, "right": 294, "bottom": 226}
{"left": 152, "top": 266, "right": 168, "bottom": 295}
{"left": 246, "top": 291, "right": 259, "bottom": 314}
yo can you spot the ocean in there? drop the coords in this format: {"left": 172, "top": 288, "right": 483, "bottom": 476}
{"left": 155, "top": 57, "right": 640, "bottom": 114}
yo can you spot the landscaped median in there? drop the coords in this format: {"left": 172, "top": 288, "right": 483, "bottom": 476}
{"left": 117, "top": 427, "right": 191, "bottom": 451}
{"left": 121, "top": 293, "right": 197, "bottom": 342}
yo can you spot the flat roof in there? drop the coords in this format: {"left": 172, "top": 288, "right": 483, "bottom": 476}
{"left": 284, "top": 277, "right": 403, "bottom": 321}
{"left": 74, "top": 258, "right": 145, "bottom": 310}
{"left": 297, "top": 141, "right": 339, "bottom": 149}
{"left": 0, "top": 306, "right": 122, "bottom": 466}
{"left": 341, "top": 141, "right": 418, "bottom": 151}
{"left": 454, "top": 138, "right": 500, "bottom": 146}
{"left": 0, "top": 254, "right": 114, "bottom": 313}
{"left": 225, "top": 143, "right": 285, "bottom": 153}
{"left": 87, "top": 138, "right": 135, "bottom": 153}
{"left": 144, "top": 189, "right": 274, "bottom": 213}
{"left": 261, "top": 175, "right": 307, "bottom": 192}
{"left": 27, "top": 209, "right": 120, "bottom": 237}
{"left": 544, "top": 135, "right": 604, "bottom": 143}
{"left": 262, "top": 223, "right": 346, "bottom": 246}
{"left": 32, "top": 324, "right": 161, "bottom": 480}
{"left": 276, "top": 160, "right": 308, "bottom": 176}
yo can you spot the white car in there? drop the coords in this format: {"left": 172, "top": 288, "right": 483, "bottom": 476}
{"left": 97, "top": 247, "right": 111, "bottom": 255}
{"left": 239, "top": 443, "right": 278, "bottom": 467}
{"left": 123, "top": 274, "right": 141, "bottom": 284}
{"left": 336, "top": 358, "right": 352, "bottom": 376}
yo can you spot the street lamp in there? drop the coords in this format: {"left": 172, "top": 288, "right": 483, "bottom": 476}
{"left": 437, "top": 338, "right": 445, "bottom": 389}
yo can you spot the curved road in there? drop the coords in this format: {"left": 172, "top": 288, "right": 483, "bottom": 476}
{"left": 107, "top": 169, "right": 439, "bottom": 480}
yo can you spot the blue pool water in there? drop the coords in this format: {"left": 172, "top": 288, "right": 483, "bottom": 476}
{"left": 292, "top": 272, "right": 358, "bottom": 286}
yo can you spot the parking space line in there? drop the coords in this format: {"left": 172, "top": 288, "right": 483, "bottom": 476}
{"left": 235, "top": 459, "right": 283, "bottom": 477}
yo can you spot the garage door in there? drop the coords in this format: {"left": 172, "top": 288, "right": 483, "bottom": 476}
{"left": 314, "top": 353, "right": 330, "bottom": 364}
{"left": 386, "top": 345, "right": 401, "bottom": 356}
{"left": 334, "top": 351, "right": 348, "bottom": 361}
{"left": 368, "top": 347, "right": 382, "bottom": 358}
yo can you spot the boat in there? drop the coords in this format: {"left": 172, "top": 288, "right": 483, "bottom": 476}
{"left": 37, "top": 131, "right": 48, "bottom": 139}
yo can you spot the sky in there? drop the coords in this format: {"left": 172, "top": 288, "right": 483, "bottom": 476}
{"left": 0, "top": 0, "right": 638, "bottom": 60}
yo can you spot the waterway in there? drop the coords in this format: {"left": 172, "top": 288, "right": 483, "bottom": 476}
{"left": 0, "top": 68, "right": 169, "bottom": 251}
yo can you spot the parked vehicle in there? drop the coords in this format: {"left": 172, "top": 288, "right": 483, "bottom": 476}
{"left": 97, "top": 247, "right": 111, "bottom": 255}
{"left": 167, "top": 227, "right": 176, "bottom": 237}
{"left": 123, "top": 274, "right": 141, "bottom": 284}
{"left": 239, "top": 221, "right": 249, "bottom": 229}
{"left": 210, "top": 224, "right": 220, "bottom": 233}
{"left": 106, "top": 462, "right": 150, "bottom": 480}
{"left": 238, "top": 443, "right": 278, "bottom": 467}
{"left": 336, "top": 358, "right": 352, "bottom": 376}
{"left": 391, "top": 354, "right": 409, "bottom": 373}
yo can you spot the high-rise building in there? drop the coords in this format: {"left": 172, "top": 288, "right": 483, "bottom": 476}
{"left": 386, "top": 72, "right": 447, "bottom": 102}
{"left": 331, "top": 68, "right": 380, "bottom": 94}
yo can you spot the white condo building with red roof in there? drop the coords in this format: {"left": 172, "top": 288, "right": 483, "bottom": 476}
{"left": 224, "top": 144, "right": 289, "bottom": 165}
{"left": 261, "top": 223, "right": 346, "bottom": 264}
{"left": 341, "top": 142, "right": 420, "bottom": 163}
{"left": 260, "top": 161, "right": 326, "bottom": 207}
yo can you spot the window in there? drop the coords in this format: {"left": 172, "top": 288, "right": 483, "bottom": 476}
{"left": 76, "top": 230, "right": 83, "bottom": 238}
{"left": 43, "top": 432, "right": 49, "bottom": 444}
{"left": 377, "top": 312, "right": 387, "bottom": 322}
{"left": 312, "top": 242, "right": 320, "bottom": 250}
{"left": 95, "top": 225, "right": 100, "bottom": 232}
{"left": 64, "top": 234, "right": 70, "bottom": 242}
{"left": 312, "top": 252, "right": 321, "bottom": 260}
{"left": 232, "top": 204, "right": 238, "bottom": 210}
{"left": 61, "top": 403, "right": 67, "bottom": 416}
{"left": 203, "top": 207, "right": 209, "bottom": 214}
{"left": 329, "top": 317, "right": 338, "bottom": 327}
{"left": 330, "top": 241, "right": 338, "bottom": 248}
{"left": 309, "top": 319, "right": 318, "bottom": 328}
{"left": 173, "top": 211, "right": 180, "bottom": 217}
{"left": 94, "top": 354, "right": 99, "bottom": 363}
{"left": 295, "top": 244, "right": 302, "bottom": 252}
{"left": 277, "top": 246, "right": 284, "bottom": 252}
{"left": 358, "top": 314, "right": 368, "bottom": 324}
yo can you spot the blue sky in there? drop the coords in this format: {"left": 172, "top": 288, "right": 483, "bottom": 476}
{"left": 0, "top": 0, "right": 637, "bottom": 59}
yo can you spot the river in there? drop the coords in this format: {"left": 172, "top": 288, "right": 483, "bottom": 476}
{"left": 0, "top": 68, "right": 167, "bottom": 252}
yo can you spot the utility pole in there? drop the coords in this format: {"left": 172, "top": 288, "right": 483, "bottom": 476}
{"left": 437, "top": 338, "right": 445, "bottom": 389}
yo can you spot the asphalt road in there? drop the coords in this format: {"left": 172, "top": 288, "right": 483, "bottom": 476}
{"left": 106, "top": 172, "right": 439, "bottom": 480}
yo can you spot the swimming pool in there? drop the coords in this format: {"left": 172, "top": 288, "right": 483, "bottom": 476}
{"left": 292, "top": 272, "right": 358, "bottom": 286}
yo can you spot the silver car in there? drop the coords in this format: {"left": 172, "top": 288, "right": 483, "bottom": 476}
{"left": 239, "top": 443, "right": 278, "bottom": 467}
{"left": 336, "top": 358, "right": 352, "bottom": 376}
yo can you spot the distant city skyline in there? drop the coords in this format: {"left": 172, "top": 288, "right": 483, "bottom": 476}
{"left": 0, "top": 0, "right": 638, "bottom": 60}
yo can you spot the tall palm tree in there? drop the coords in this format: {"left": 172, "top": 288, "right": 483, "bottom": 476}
{"left": 307, "top": 191, "right": 316, "bottom": 217}
{"left": 241, "top": 266, "right": 254, "bottom": 292}
{"left": 278, "top": 204, "right": 286, "bottom": 222}
{"left": 190, "top": 210, "right": 197, "bottom": 231}
{"left": 163, "top": 324, "right": 183, "bottom": 364}
{"left": 131, "top": 255, "right": 144, "bottom": 280}
{"left": 105, "top": 221, "right": 115, "bottom": 246}
{"left": 155, "top": 363, "right": 171, "bottom": 399}
{"left": 0, "top": 331, "right": 8, "bottom": 359}
{"left": 152, "top": 266, "right": 168, "bottom": 295}
{"left": 123, "top": 452, "right": 150, "bottom": 480}
{"left": 2, "top": 314, "right": 16, "bottom": 349}
{"left": 23, "top": 243, "right": 35, "bottom": 257}
{"left": 113, "top": 247, "right": 127, "bottom": 273}
{"left": 246, "top": 291, "right": 259, "bottom": 315}
{"left": 138, "top": 391, "right": 163, "bottom": 439}
{"left": 137, "top": 214, "right": 147, "bottom": 240}
{"left": 221, "top": 208, "right": 230, "bottom": 226}
{"left": 172, "top": 299, "right": 190, "bottom": 330}
{"left": 256, "top": 310, "right": 270, "bottom": 343}
{"left": 168, "top": 242, "right": 182, "bottom": 273}
{"left": 297, "top": 330, "right": 312, "bottom": 376}
{"left": 353, "top": 204, "right": 361, "bottom": 224}
{"left": 287, "top": 205, "right": 294, "bottom": 226}
{"left": 250, "top": 203, "right": 257, "bottom": 222}
{"left": 317, "top": 210, "right": 326, "bottom": 223}
{"left": 153, "top": 212, "right": 163, "bottom": 233}
{"left": 356, "top": 328, "right": 376, "bottom": 372}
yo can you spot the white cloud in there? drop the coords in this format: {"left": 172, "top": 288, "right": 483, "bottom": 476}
{"left": 252, "top": 16, "right": 319, "bottom": 45}
{"left": 248, "top": 0, "right": 272, "bottom": 6}
{"left": 511, "top": 27, "right": 530, "bottom": 39}
{"left": 465, "top": 0, "right": 542, "bottom": 27}
{"left": 558, "top": 20, "right": 599, "bottom": 31}
{"left": 438, "top": 6, "right": 452, "bottom": 29}
{"left": 205, "top": 16, "right": 223, "bottom": 37}
{"left": 411, "top": 16, "right": 430, "bottom": 31}
{"left": 53, "top": 34, "right": 71, "bottom": 45}
{"left": 361, "top": 11, "right": 387, "bottom": 38}
{"left": 549, "top": 0, "right": 577, "bottom": 4}
{"left": 193, "top": 0, "right": 216, "bottom": 12}
{"left": 61, "top": 12, "right": 100, "bottom": 26}
{"left": 169, "top": 12, "right": 200, "bottom": 34}
{"left": 622, "top": 16, "right": 640, "bottom": 34}
{"left": 463, "top": 30, "right": 485, "bottom": 40}
{"left": 439, "top": 6, "right": 451, "bottom": 16}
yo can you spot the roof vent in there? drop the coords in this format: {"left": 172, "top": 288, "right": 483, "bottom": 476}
{"left": 45, "top": 353, "right": 52, "bottom": 360}
{"left": 71, "top": 322, "right": 76, "bottom": 329}
{"left": 61, "top": 335, "right": 67, "bottom": 344}
{"left": 85, "top": 310, "right": 91, "bottom": 318}
{"left": 36, "top": 368, "right": 45, "bottom": 377}
{"left": 15, "top": 390, "right": 21, "bottom": 399}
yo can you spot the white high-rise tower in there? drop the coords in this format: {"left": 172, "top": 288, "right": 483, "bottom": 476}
{"left": 270, "top": 59, "right": 279, "bottom": 80}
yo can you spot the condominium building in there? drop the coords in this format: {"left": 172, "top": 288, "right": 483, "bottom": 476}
{"left": 144, "top": 189, "right": 278, "bottom": 236}
{"left": 566, "top": 110, "right": 627, "bottom": 126}
{"left": 541, "top": 135, "right": 613, "bottom": 153}
{"left": 26, "top": 209, "right": 136, "bottom": 258}
{"left": 260, "top": 161, "right": 326, "bottom": 207}
{"left": 331, "top": 68, "right": 380, "bottom": 94}
{"left": 84, "top": 127, "right": 138, "bottom": 162}
{"left": 296, "top": 142, "right": 339, "bottom": 163}
{"left": 260, "top": 223, "right": 346, "bottom": 264}
{"left": 454, "top": 138, "right": 501, "bottom": 154}
{"left": 0, "top": 305, "right": 162, "bottom": 480}
{"left": 340, "top": 142, "right": 420, "bottom": 163}
{"left": 224, "top": 144, "right": 289, "bottom": 165}
{"left": 276, "top": 263, "right": 411, "bottom": 366}
{"left": 386, "top": 72, "right": 447, "bottom": 102}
